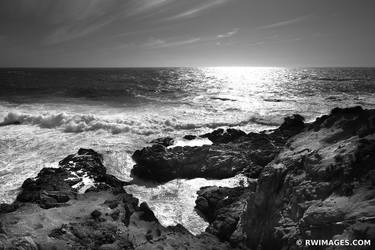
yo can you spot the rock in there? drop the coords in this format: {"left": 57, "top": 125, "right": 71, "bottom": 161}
{"left": 16, "top": 148, "right": 127, "bottom": 208}
{"left": 0, "top": 150, "right": 229, "bottom": 250}
{"left": 49, "top": 224, "right": 68, "bottom": 238}
{"left": 183, "top": 135, "right": 197, "bottom": 140}
{"left": 139, "top": 202, "right": 157, "bottom": 222}
{"left": 10, "top": 237, "right": 38, "bottom": 250}
{"left": 131, "top": 115, "right": 305, "bottom": 182}
{"left": 195, "top": 186, "right": 249, "bottom": 242}
{"left": 0, "top": 203, "right": 19, "bottom": 214}
{"left": 146, "top": 229, "right": 153, "bottom": 241}
{"left": 132, "top": 143, "right": 251, "bottom": 182}
{"left": 242, "top": 107, "right": 375, "bottom": 249}
{"left": 3, "top": 107, "right": 373, "bottom": 250}
{"left": 105, "top": 199, "right": 119, "bottom": 209}
{"left": 110, "top": 210, "right": 120, "bottom": 221}
{"left": 91, "top": 209, "right": 102, "bottom": 219}
{"left": 201, "top": 128, "right": 247, "bottom": 144}
{"left": 278, "top": 114, "right": 305, "bottom": 133}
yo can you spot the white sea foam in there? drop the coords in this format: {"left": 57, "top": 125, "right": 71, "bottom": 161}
{"left": 124, "top": 174, "right": 250, "bottom": 235}
{"left": 1, "top": 67, "right": 375, "bottom": 237}
{"left": 168, "top": 138, "right": 212, "bottom": 148}
{"left": 0, "top": 111, "right": 282, "bottom": 135}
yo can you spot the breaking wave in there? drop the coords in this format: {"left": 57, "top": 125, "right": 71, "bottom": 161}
{"left": 164, "top": 115, "right": 281, "bottom": 130}
{"left": 0, "top": 111, "right": 281, "bottom": 135}
{"left": 0, "top": 112, "right": 146, "bottom": 135}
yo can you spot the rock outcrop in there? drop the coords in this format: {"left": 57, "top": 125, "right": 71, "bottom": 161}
{"left": 131, "top": 114, "right": 305, "bottom": 182}
{"left": 16, "top": 148, "right": 127, "bottom": 209}
{"left": 132, "top": 106, "right": 375, "bottom": 250}
{"left": 243, "top": 106, "right": 375, "bottom": 249}
{"left": 195, "top": 186, "right": 250, "bottom": 242}
{"left": 2, "top": 106, "right": 374, "bottom": 250}
{"left": 0, "top": 149, "right": 230, "bottom": 249}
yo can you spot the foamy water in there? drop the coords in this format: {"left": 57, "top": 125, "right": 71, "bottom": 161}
{"left": 1, "top": 67, "right": 375, "bottom": 234}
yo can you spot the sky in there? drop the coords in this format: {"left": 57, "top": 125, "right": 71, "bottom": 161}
{"left": 0, "top": 0, "right": 374, "bottom": 67}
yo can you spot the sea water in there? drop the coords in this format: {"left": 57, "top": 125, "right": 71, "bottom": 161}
{"left": 1, "top": 67, "right": 375, "bottom": 234}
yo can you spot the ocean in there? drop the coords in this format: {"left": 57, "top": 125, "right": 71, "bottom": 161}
{"left": 1, "top": 67, "right": 375, "bottom": 234}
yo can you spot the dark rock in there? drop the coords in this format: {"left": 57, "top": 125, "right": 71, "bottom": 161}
{"left": 0, "top": 203, "right": 19, "bottom": 214}
{"left": 16, "top": 148, "right": 128, "bottom": 208}
{"left": 105, "top": 200, "right": 119, "bottom": 209}
{"left": 146, "top": 229, "right": 153, "bottom": 241}
{"left": 91, "top": 210, "right": 102, "bottom": 219}
{"left": 49, "top": 224, "right": 68, "bottom": 238}
{"left": 201, "top": 128, "right": 247, "bottom": 144}
{"left": 139, "top": 202, "right": 157, "bottom": 222}
{"left": 132, "top": 114, "right": 305, "bottom": 182}
{"left": 195, "top": 186, "right": 249, "bottom": 242}
{"left": 0, "top": 222, "right": 5, "bottom": 234}
{"left": 0, "top": 150, "right": 229, "bottom": 250}
{"left": 110, "top": 210, "right": 120, "bottom": 221}
{"left": 183, "top": 135, "right": 197, "bottom": 140}
{"left": 278, "top": 114, "right": 305, "bottom": 132}
{"left": 242, "top": 107, "right": 375, "bottom": 250}
{"left": 132, "top": 143, "right": 251, "bottom": 182}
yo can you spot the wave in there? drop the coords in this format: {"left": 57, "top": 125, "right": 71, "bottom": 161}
{"left": 164, "top": 115, "right": 281, "bottom": 130}
{"left": 0, "top": 111, "right": 281, "bottom": 135}
{"left": 0, "top": 112, "right": 150, "bottom": 135}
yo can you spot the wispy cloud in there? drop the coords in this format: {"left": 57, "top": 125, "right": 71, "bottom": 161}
{"left": 247, "top": 37, "right": 302, "bottom": 47}
{"left": 124, "top": 0, "right": 172, "bottom": 17}
{"left": 143, "top": 37, "right": 201, "bottom": 48}
{"left": 257, "top": 14, "right": 312, "bottom": 30}
{"left": 44, "top": 0, "right": 172, "bottom": 45}
{"left": 217, "top": 28, "right": 239, "bottom": 38}
{"left": 166, "top": 0, "right": 228, "bottom": 20}
{"left": 44, "top": 17, "right": 116, "bottom": 45}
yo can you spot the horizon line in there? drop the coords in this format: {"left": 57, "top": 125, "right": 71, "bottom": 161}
{"left": 1, "top": 66, "right": 375, "bottom": 69}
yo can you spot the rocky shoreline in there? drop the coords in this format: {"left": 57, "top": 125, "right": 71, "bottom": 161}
{"left": 1, "top": 106, "right": 375, "bottom": 249}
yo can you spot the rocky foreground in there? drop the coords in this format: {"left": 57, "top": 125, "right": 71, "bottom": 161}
{"left": 1, "top": 106, "right": 375, "bottom": 249}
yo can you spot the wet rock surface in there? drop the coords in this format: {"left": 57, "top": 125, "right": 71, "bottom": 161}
{"left": 0, "top": 149, "right": 230, "bottom": 249}
{"left": 16, "top": 148, "right": 127, "bottom": 209}
{"left": 195, "top": 186, "right": 250, "bottom": 242}
{"left": 131, "top": 107, "right": 375, "bottom": 249}
{"left": 1, "top": 107, "right": 374, "bottom": 250}
{"left": 243, "top": 107, "right": 375, "bottom": 250}
{"left": 131, "top": 114, "right": 305, "bottom": 182}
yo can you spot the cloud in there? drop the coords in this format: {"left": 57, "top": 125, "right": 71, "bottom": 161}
{"left": 257, "top": 14, "right": 312, "bottom": 30}
{"left": 217, "top": 28, "right": 239, "bottom": 38}
{"left": 166, "top": 0, "right": 228, "bottom": 20}
{"left": 124, "top": 0, "right": 172, "bottom": 17}
{"left": 43, "top": 0, "right": 173, "bottom": 45}
{"left": 247, "top": 37, "right": 302, "bottom": 47}
{"left": 143, "top": 37, "right": 201, "bottom": 48}
{"left": 44, "top": 17, "right": 116, "bottom": 45}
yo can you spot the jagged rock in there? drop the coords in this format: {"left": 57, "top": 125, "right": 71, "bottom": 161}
{"left": 104, "top": 199, "right": 119, "bottom": 209}
{"left": 131, "top": 115, "right": 305, "bottom": 182}
{"left": 91, "top": 209, "right": 102, "bottom": 219}
{"left": 131, "top": 143, "right": 252, "bottom": 182}
{"left": 195, "top": 186, "right": 250, "bottom": 242}
{"left": 201, "top": 128, "right": 247, "bottom": 144}
{"left": 0, "top": 203, "right": 19, "bottom": 214}
{"left": 242, "top": 107, "right": 375, "bottom": 249}
{"left": 139, "top": 202, "right": 157, "bottom": 222}
{"left": 3, "top": 107, "right": 373, "bottom": 250}
{"left": 0, "top": 152, "right": 230, "bottom": 249}
{"left": 15, "top": 148, "right": 128, "bottom": 209}
{"left": 184, "top": 134, "right": 197, "bottom": 140}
